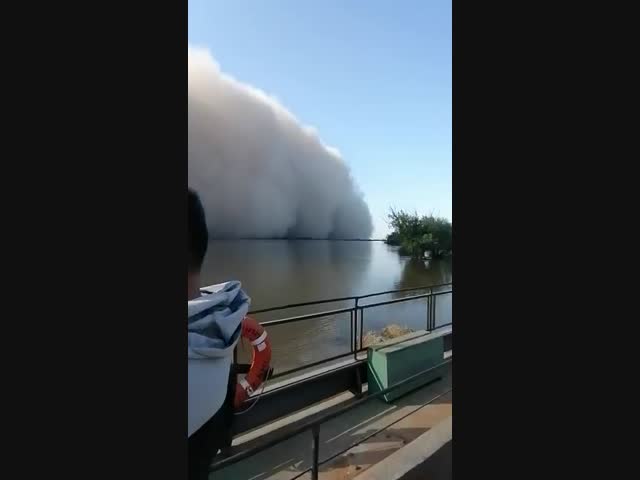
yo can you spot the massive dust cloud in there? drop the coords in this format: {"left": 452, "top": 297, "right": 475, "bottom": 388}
{"left": 188, "top": 47, "right": 373, "bottom": 239}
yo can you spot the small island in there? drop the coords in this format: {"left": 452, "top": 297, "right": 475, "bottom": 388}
{"left": 385, "top": 209, "right": 452, "bottom": 259}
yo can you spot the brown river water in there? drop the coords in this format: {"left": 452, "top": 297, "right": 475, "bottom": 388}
{"left": 200, "top": 240, "right": 452, "bottom": 375}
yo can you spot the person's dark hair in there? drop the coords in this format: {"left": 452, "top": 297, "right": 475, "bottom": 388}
{"left": 188, "top": 188, "right": 208, "bottom": 272}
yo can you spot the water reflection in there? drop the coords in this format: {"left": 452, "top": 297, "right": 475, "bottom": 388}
{"left": 395, "top": 257, "right": 452, "bottom": 292}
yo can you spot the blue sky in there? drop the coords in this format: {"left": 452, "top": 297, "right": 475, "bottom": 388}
{"left": 188, "top": 0, "right": 451, "bottom": 239}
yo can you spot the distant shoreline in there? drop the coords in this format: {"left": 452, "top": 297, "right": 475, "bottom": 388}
{"left": 210, "top": 238, "right": 386, "bottom": 242}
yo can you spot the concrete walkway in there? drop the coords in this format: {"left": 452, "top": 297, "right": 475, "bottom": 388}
{"left": 213, "top": 362, "right": 452, "bottom": 480}
{"left": 353, "top": 417, "right": 452, "bottom": 480}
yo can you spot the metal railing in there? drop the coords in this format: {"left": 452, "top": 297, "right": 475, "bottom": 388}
{"left": 218, "top": 282, "right": 453, "bottom": 478}
{"left": 241, "top": 282, "right": 452, "bottom": 380}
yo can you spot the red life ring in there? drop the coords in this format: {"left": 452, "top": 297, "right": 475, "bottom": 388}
{"left": 234, "top": 316, "right": 272, "bottom": 409}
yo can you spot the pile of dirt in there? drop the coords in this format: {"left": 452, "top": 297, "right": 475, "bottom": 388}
{"left": 362, "top": 324, "right": 414, "bottom": 348}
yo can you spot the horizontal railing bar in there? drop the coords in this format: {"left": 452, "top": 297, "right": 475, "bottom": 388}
{"left": 361, "top": 293, "right": 430, "bottom": 308}
{"left": 356, "top": 282, "right": 452, "bottom": 300}
{"left": 250, "top": 297, "right": 356, "bottom": 315}
{"left": 360, "top": 290, "right": 452, "bottom": 310}
{"left": 260, "top": 307, "right": 354, "bottom": 327}
{"left": 248, "top": 282, "right": 452, "bottom": 315}
{"left": 431, "top": 290, "right": 452, "bottom": 296}
{"left": 211, "top": 357, "right": 452, "bottom": 472}
{"left": 255, "top": 291, "right": 452, "bottom": 328}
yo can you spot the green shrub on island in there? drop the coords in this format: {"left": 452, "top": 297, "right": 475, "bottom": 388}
{"left": 385, "top": 209, "right": 452, "bottom": 259}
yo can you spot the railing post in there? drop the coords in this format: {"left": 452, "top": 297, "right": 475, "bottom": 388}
{"left": 427, "top": 288, "right": 433, "bottom": 331}
{"left": 311, "top": 424, "right": 321, "bottom": 480}
{"left": 359, "top": 308, "right": 364, "bottom": 353}
{"left": 353, "top": 298, "right": 359, "bottom": 358}
{"left": 349, "top": 309, "right": 354, "bottom": 354}
{"left": 432, "top": 293, "right": 437, "bottom": 330}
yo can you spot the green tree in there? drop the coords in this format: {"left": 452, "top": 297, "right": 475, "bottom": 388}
{"left": 386, "top": 209, "right": 452, "bottom": 259}
{"left": 385, "top": 231, "right": 401, "bottom": 246}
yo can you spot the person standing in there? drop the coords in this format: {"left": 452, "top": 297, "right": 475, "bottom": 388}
{"left": 188, "top": 188, "right": 247, "bottom": 479}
